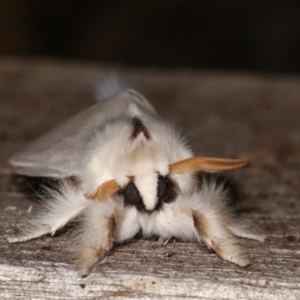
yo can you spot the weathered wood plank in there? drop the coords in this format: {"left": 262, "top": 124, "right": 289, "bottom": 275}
{"left": 0, "top": 58, "right": 299, "bottom": 299}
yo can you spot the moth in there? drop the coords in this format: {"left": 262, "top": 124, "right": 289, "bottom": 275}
{"left": 8, "top": 87, "right": 265, "bottom": 277}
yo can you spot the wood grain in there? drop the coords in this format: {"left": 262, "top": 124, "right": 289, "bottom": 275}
{"left": 0, "top": 58, "right": 299, "bottom": 299}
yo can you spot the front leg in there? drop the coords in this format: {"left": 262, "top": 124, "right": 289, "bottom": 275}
{"left": 8, "top": 182, "right": 89, "bottom": 243}
{"left": 73, "top": 214, "right": 116, "bottom": 277}
{"left": 189, "top": 173, "right": 265, "bottom": 266}
{"left": 192, "top": 210, "right": 250, "bottom": 267}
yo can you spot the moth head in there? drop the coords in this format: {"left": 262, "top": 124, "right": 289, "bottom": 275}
{"left": 121, "top": 172, "right": 173, "bottom": 211}
{"left": 88, "top": 167, "right": 171, "bottom": 212}
{"left": 84, "top": 106, "right": 247, "bottom": 209}
{"left": 88, "top": 156, "right": 247, "bottom": 212}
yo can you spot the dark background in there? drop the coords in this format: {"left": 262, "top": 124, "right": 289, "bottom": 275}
{"left": 1, "top": 0, "right": 300, "bottom": 73}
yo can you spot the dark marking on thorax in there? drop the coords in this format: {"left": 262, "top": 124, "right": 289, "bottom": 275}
{"left": 131, "top": 117, "right": 150, "bottom": 140}
{"left": 118, "top": 175, "right": 178, "bottom": 213}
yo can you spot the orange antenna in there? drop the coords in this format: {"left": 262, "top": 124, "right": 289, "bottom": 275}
{"left": 169, "top": 156, "right": 248, "bottom": 174}
{"left": 88, "top": 179, "right": 121, "bottom": 200}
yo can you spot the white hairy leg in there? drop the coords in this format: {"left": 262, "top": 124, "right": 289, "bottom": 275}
{"left": 192, "top": 210, "right": 250, "bottom": 267}
{"left": 7, "top": 182, "right": 89, "bottom": 243}
{"left": 73, "top": 214, "right": 116, "bottom": 277}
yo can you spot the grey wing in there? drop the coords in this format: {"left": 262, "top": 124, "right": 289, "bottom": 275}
{"left": 10, "top": 89, "right": 156, "bottom": 178}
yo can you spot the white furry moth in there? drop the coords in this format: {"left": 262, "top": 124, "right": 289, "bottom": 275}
{"left": 8, "top": 88, "right": 265, "bottom": 277}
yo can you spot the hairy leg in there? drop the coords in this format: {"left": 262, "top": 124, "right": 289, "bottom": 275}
{"left": 191, "top": 173, "right": 265, "bottom": 266}
{"left": 227, "top": 222, "right": 266, "bottom": 243}
{"left": 73, "top": 214, "right": 116, "bottom": 277}
{"left": 192, "top": 210, "right": 250, "bottom": 267}
{"left": 7, "top": 182, "right": 89, "bottom": 243}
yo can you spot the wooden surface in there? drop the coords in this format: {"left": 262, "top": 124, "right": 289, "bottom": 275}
{"left": 0, "top": 57, "right": 300, "bottom": 299}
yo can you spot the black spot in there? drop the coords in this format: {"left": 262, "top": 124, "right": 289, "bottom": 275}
{"left": 40, "top": 246, "right": 51, "bottom": 251}
{"left": 124, "top": 182, "right": 143, "bottom": 204}
{"left": 156, "top": 175, "right": 177, "bottom": 207}
{"left": 157, "top": 176, "right": 166, "bottom": 199}
{"left": 286, "top": 236, "right": 297, "bottom": 242}
{"left": 132, "top": 117, "right": 143, "bottom": 128}
{"left": 120, "top": 182, "right": 145, "bottom": 211}
{"left": 118, "top": 175, "right": 177, "bottom": 213}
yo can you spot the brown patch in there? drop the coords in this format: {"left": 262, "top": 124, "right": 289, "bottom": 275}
{"left": 76, "top": 215, "right": 116, "bottom": 277}
{"left": 103, "top": 214, "right": 117, "bottom": 251}
{"left": 170, "top": 156, "right": 248, "bottom": 174}
{"left": 94, "top": 248, "right": 103, "bottom": 259}
{"left": 193, "top": 211, "right": 242, "bottom": 261}
{"left": 86, "top": 180, "right": 121, "bottom": 200}
{"left": 131, "top": 117, "right": 150, "bottom": 140}
{"left": 81, "top": 215, "right": 116, "bottom": 267}
{"left": 75, "top": 246, "right": 104, "bottom": 277}
{"left": 193, "top": 210, "right": 231, "bottom": 262}
{"left": 210, "top": 240, "right": 224, "bottom": 258}
{"left": 192, "top": 210, "right": 210, "bottom": 246}
{"left": 193, "top": 210, "right": 226, "bottom": 258}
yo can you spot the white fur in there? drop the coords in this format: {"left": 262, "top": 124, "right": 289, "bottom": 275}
{"left": 7, "top": 181, "right": 89, "bottom": 243}
{"left": 8, "top": 89, "right": 264, "bottom": 276}
{"left": 8, "top": 160, "right": 263, "bottom": 276}
{"left": 79, "top": 107, "right": 193, "bottom": 200}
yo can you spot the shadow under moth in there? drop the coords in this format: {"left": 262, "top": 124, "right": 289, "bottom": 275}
{"left": 8, "top": 87, "right": 265, "bottom": 277}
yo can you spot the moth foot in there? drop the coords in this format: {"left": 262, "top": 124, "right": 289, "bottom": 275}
{"left": 7, "top": 236, "right": 25, "bottom": 243}
{"left": 155, "top": 237, "right": 164, "bottom": 247}
{"left": 7, "top": 227, "right": 52, "bottom": 243}
{"left": 155, "top": 237, "right": 171, "bottom": 247}
{"left": 227, "top": 253, "right": 250, "bottom": 267}
{"left": 79, "top": 266, "right": 92, "bottom": 278}
{"left": 74, "top": 246, "right": 104, "bottom": 278}
{"left": 244, "top": 233, "right": 266, "bottom": 243}
{"left": 236, "top": 230, "right": 266, "bottom": 243}
{"left": 214, "top": 242, "right": 250, "bottom": 267}
{"left": 7, "top": 234, "right": 40, "bottom": 243}
{"left": 228, "top": 224, "right": 266, "bottom": 243}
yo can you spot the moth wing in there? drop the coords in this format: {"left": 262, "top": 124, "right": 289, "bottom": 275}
{"left": 10, "top": 89, "right": 156, "bottom": 178}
